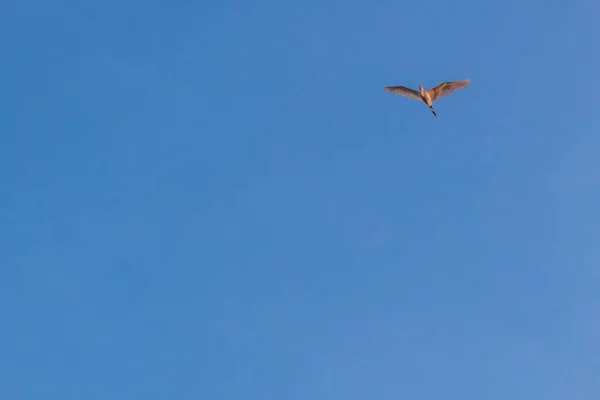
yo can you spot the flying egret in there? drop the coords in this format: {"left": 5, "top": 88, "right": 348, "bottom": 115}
{"left": 385, "top": 79, "right": 470, "bottom": 117}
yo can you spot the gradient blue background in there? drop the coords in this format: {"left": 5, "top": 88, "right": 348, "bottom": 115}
{"left": 1, "top": 1, "right": 599, "bottom": 399}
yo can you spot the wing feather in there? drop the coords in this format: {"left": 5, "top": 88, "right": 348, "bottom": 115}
{"left": 384, "top": 86, "right": 421, "bottom": 101}
{"left": 429, "top": 79, "right": 470, "bottom": 101}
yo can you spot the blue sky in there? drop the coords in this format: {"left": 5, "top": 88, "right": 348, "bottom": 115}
{"left": 1, "top": 0, "right": 599, "bottom": 399}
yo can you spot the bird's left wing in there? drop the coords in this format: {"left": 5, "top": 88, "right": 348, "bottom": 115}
{"left": 384, "top": 86, "right": 421, "bottom": 101}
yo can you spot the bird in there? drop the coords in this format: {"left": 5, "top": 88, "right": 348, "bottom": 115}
{"left": 384, "top": 79, "right": 470, "bottom": 117}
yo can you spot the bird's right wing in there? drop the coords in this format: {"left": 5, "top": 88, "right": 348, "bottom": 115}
{"left": 429, "top": 79, "right": 470, "bottom": 101}
{"left": 384, "top": 86, "right": 421, "bottom": 101}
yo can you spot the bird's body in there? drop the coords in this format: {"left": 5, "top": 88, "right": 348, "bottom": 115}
{"left": 385, "top": 79, "right": 470, "bottom": 117}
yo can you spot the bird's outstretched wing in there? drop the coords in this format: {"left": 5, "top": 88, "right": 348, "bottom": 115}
{"left": 429, "top": 79, "right": 470, "bottom": 101}
{"left": 384, "top": 86, "right": 421, "bottom": 101}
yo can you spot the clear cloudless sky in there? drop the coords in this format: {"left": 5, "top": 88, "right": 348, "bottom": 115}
{"left": 1, "top": 0, "right": 599, "bottom": 399}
